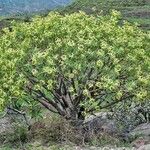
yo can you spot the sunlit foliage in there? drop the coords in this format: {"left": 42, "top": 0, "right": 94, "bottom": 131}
{"left": 0, "top": 11, "right": 150, "bottom": 121}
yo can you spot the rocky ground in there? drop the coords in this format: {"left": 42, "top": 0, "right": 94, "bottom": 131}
{"left": 0, "top": 111, "right": 150, "bottom": 150}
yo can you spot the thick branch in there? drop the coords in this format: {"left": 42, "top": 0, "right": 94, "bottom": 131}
{"left": 100, "top": 94, "right": 134, "bottom": 110}
{"left": 31, "top": 95, "right": 59, "bottom": 114}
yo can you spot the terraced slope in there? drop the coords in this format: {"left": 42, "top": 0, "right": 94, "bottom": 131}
{"left": 61, "top": 0, "right": 150, "bottom": 30}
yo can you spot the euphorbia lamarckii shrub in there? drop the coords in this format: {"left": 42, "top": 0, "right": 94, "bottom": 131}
{"left": 0, "top": 11, "right": 150, "bottom": 123}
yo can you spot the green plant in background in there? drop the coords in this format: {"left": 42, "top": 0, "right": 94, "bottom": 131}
{"left": 0, "top": 11, "right": 150, "bottom": 124}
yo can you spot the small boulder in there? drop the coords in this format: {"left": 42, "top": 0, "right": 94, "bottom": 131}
{"left": 83, "top": 112, "right": 117, "bottom": 134}
{"left": 0, "top": 110, "right": 29, "bottom": 144}
{"left": 130, "top": 123, "right": 150, "bottom": 137}
{"left": 0, "top": 115, "right": 13, "bottom": 135}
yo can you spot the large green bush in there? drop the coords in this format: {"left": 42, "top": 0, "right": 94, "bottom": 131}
{"left": 0, "top": 11, "right": 150, "bottom": 122}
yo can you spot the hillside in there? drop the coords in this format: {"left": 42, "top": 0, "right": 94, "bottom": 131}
{"left": 0, "top": 0, "right": 72, "bottom": 16}
{"left": 0, "top": 0, "right": 150, "bottom": 30}
{"left": 61, "top": 0, "right": 150, "bottom": 30}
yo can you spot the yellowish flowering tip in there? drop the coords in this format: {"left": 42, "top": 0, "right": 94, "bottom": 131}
{"left": 96, "top": 82, "right": 102, "bottom": 88}
{"left": 77, "top": 11, "right": 86, "bottom": 15}
{"left": 69, "top": 73, "right": 74, "bottom": 79}
{"left": 111, "top": 10, "right": 121, "bottom": 17}
{"left": 83, "top": 89, "right": 89, "bottom": 96}
{"left": 69, "top": 87, "right": 74, "bottom": 93}
{"left": 32, "top": 69, "right": 38, "bottom": 75}
{"left": 73, "top": 70, "right": 78, "bottom": 74}
{"left": 47, "top": 80, "right": 53, "bottom": 89}
{"left": 96, "top": 60, "right": 103, "bottom": 67}
{"left": 136, "top": 91, "right": 148, "bottom": 100}
{"left": 91, "top": 7, "right": 97, "bottom": 12}
{"left": 116, "top": 91, "right": 123, "bottom": 100}
{"left": 61, "top": 55, "right": 67, "bottom": 61}
{"left": 0, "top": 98, "right": 5, "bottom": 110}
{"left": 88, "top": 83, "right": 93, "bottom": 88}
{"left": 40, "top": 80, "right": 45, "bottom": 85}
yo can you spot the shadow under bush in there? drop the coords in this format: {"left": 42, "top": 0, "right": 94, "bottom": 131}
{"left": 28, "top": 115, "right": 128, "bottom": 147}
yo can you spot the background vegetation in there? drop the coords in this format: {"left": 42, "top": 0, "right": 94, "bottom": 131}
{"left": 60, "top": 0, "right": 150, "bottom": 30}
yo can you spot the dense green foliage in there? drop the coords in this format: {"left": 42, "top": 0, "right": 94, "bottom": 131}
{"left": 0, "top": 11, "right": 150, "bottom": 120}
